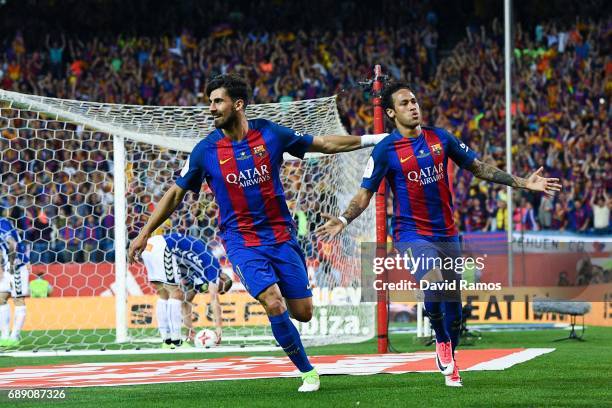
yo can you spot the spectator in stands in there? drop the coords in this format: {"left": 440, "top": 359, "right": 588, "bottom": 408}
{"left": 0, "top": 11, "right": 609, "bottom": 267}
{"left": 590, "top": 192, "right": 610, "bottom": 234}
{"left": 514, "top": 198, "right": 539, "bottom": 231}
{"left": 466, "top": 199, "right": 489, "bottom": 232}
{"left": 550, "top": 202, "right": 568, "bottom": 230}
{"left": 538, "top": 195, "right": 554, "bottom": 229}
{"left": 492, "top": 199, "right": 509, "bottom": 232}
{"left": 45, "top": 34, "right": 65, "bottom": 79}
{"left": 567, "top": 199, "right": 591, "bottom": 232}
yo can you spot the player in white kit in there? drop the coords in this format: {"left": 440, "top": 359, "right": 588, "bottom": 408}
{"left": 142, "top": 233, "right": 231, "bottom": 348}
{"left": 0, "top": 217, "right": 30, "bottom": 348}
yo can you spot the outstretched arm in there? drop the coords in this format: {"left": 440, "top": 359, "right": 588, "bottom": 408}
{"left": 316, "top": 188, "right": 374, "bottom": 240}
{"left": 309, "top": 134, "right": 387, "bottom": 154}
{"left": 128, "top": 184, "right": 187, "bottom": 263}
{"left": 467, "top": 159, "right": 562, "bottom": 196}
{"left": 6, "top": 236, "right": 17, "bottom": 270}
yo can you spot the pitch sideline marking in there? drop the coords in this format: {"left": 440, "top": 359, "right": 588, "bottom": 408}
{"left": 467, "top": 348, "right": 555, "bottom": 370}
{"left": 0, "top": 348, "right": 555, "bottom": 388}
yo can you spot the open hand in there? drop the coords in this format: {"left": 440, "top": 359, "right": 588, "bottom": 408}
{"left": 525, "top": 167, "right": 562, "bottom": 197}
{"left": 315, "top": 214, "right": 346, "bottom": 241}
{"left": 128, "top": 232, "right": 150, "bottom": 264}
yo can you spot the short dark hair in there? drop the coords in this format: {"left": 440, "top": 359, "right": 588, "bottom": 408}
{"left": 381, "top": 81, "right": 413, "bottom": 114}
{"left": 206, "top": 74, "right": 250, "bottom": 107}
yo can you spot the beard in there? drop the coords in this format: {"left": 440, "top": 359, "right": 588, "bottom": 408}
{"left": 213, "top": 111, "right": 239, "bottom": 129}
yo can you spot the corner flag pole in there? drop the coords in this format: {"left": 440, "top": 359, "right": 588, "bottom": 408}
{"left": 504, "top": 0, "right": 514, "bottom": 287}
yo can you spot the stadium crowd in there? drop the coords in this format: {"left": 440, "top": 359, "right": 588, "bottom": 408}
{"left": 0, "top": 10, "right": 610, "bottom": 265}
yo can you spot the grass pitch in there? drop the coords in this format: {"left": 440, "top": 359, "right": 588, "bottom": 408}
{"left": 1, "top": 327, "right": 610, "bottom": 407}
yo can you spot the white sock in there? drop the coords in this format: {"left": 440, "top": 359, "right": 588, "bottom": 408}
{"left": 167, "top": 299, "right": 183, "bottom": 341}
{"left": 0, "top": 304, "right": 10, "bottom": 339}
{"left": 10, "top": 305, "right": 26, "bottom": 340}
{"left": 156, "top": 299, "right": 170, "bottom": 341}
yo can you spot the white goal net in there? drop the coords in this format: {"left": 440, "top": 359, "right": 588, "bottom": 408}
{"left": 0, "top": 89, "right": 375, "bottom": 352}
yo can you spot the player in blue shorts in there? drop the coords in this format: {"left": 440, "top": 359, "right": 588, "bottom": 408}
{"left": 128, "top": 73, "right": 386, "bottom": 392}
{"left": 316, "top": 81, "right": 561, "bottom": 387}
{"left": 0, "top": 216, "right": 30, "bottom": 348}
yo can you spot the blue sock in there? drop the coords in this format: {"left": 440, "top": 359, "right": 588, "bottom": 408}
{"left": 269, "top": 311, "right": 313, "bottom": 373}
{"left": 424, "top": 292, "right": 450, "bottom": 343}
{"left": 444, "top": 301, "right": 462, "bottom": 354}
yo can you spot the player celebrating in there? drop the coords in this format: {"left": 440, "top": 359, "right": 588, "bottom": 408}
{"left": 0, "top": 216, "right": 30, "bottom": 348}
{"left": 316, "top": 81, "right": 561, "bottom": 387}
{"left": 129, "top": 73, "right": 386, "bottom": 392}
{"left": 141, "top": 232, "right": 231, "bottom": 349}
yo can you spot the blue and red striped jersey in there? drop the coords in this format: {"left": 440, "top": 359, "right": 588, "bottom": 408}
{"left": 176, "top": 119, "right": 313, "bottom": 246}
{"left": 361, "top": 126, "right": 477, "bottom": 239}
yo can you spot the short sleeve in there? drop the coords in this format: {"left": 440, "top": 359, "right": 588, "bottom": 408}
{"left": 360, "top": 143, "right": 389, "bottom": 192}
{"left": 175, "top": 144, "right": 206, "bottom": 193}
{"left": 441, "top": 129, "right": 477, "bottom": 169}
{"left": 267, "top": 121, "right": 314, "bottom": 159}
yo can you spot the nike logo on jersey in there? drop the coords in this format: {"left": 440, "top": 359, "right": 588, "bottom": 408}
{"left": 220, "top": 157, "right": 232, "bottom": 165}
{"left": 400, "top": 155, "right": 414, "bottom": 163}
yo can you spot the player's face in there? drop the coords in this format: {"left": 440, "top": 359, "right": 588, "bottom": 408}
{"left": 388, "top": 89, "right": 421, "bottom": 129}
{"left": 209, "top": 88, "right": 241, "bottom": 129}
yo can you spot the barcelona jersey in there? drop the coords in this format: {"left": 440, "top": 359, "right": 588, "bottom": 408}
{"left": 176, "top": 119, "right": 313, "bottom": 247}
{"left": 361, "top": 126, "right": 477, "bottom": 240}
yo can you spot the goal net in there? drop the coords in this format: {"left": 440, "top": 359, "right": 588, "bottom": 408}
{"left": 0, "top": 89, "right": 375, "bottom": 352}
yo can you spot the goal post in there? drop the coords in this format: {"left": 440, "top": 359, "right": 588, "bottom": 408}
{"left": 113, "top": 133, "right": 128, "bottom": 343}
{"left": 0, "top": 88, "right": 376, "bottom": 352}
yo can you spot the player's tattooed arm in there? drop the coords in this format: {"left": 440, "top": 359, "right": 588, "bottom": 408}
{"left": 468, "top": 159, "right": 562, "bottom": 196}
{"left": 342, "top": 189, "right": 374, "bottom": 223}
{"left": 6, "top": 236, "right": 17, "bottom": 269}
{"left": 468, "top": 159, "right": 527, "bottom": 188}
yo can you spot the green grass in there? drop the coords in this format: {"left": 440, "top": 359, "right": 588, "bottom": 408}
{"left": 1, "top": 327, "right": 611, "bottom": 407}
{"left": 5, "top": 326, "right": 273, "bottom": 351}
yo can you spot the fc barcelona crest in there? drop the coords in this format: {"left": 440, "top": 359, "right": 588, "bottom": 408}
{"left": 431, "top": 143, "right": 442, "bottom": 155}
{"left": 252, "top": 145, "right": 266, "bottom": 157}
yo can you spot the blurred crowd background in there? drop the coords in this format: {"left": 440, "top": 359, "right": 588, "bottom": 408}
{"left": 0, "top": 0, "right": 610, "bottom": 266}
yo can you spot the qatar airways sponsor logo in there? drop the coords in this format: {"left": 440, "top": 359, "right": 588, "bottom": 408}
{"left": 226, "top": 165, "right": 271, "bottom": 187}
{"left": 406, "top": 162, "right": 444, "bottom": 186}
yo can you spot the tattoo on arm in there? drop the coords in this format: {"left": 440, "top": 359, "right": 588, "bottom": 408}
{"left": 468, "top": 159, "right": 527, "bottom": 188}
{"left": 342, "top": 197, "right": 368, "bottom": 223}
